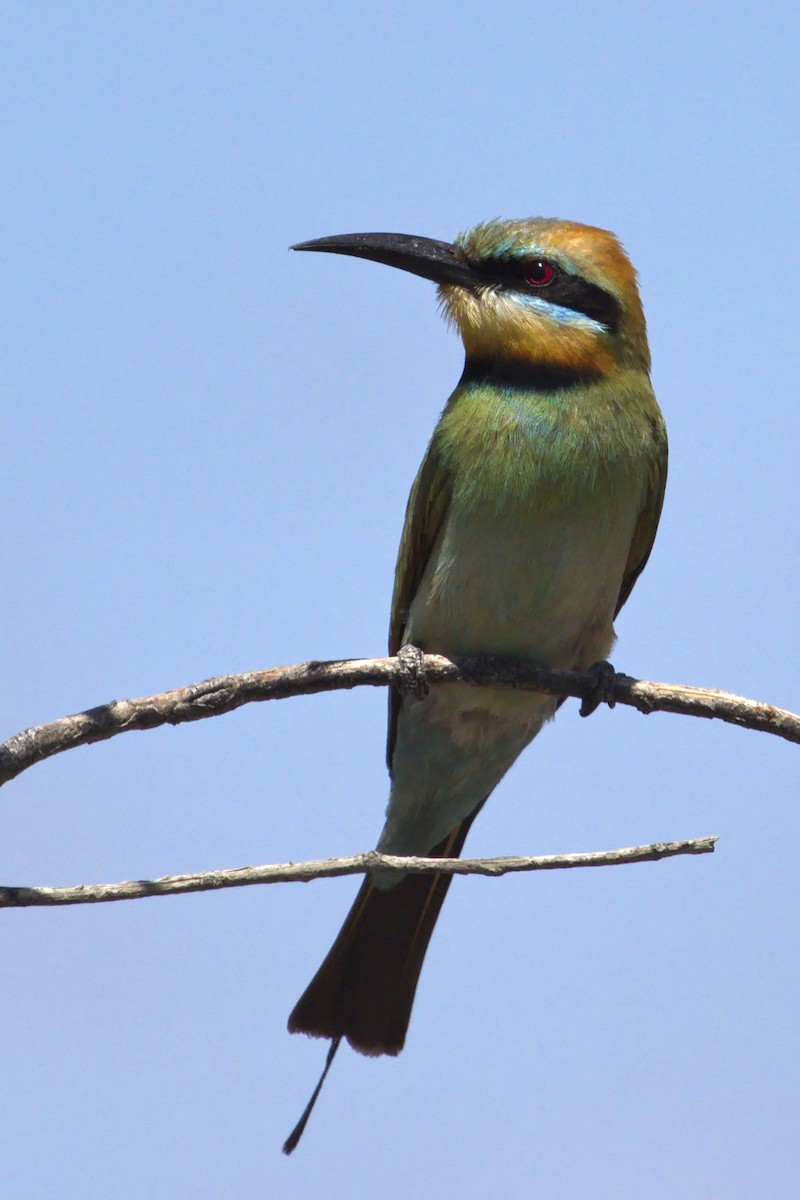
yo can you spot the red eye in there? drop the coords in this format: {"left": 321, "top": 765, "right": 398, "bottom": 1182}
{"left": 525, "top": 260, "right": 554, "bottom": 286}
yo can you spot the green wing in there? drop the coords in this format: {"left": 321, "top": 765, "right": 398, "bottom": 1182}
{"left": 386, "top": 435, "right": 452, "bottom": 770}
{"left": 615, "top": 419, "right": 668, "bottom": 617}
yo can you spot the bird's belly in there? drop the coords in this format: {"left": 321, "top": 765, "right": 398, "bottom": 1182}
{"left": 381, "top": 478, "right": 646, "bottom": 859}
{"left": 405, "top": 489, "right": 640, "bottom": 670}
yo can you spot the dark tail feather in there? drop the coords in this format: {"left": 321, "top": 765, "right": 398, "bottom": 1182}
{"left": 283, "top": 805, "right": 486, "bottom": 1151}
{"left": 282, "top": 1036, "right": 341, "bottom": 1155}
{"left": 288, "top": 803, "right": 485, "bottom": 1058}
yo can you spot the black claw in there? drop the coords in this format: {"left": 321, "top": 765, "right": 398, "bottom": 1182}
{"left": 396, "top": 643, "right": 430, "bottom": 699}
{"left": 579, "top": 660, "right": 618, "bottom": 718}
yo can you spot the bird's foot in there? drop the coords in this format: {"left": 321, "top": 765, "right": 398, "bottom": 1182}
{"left": 396, "top": 643, "right": 430, "bottom": 699}
{"left": 579, "top": 660, "right": 618, "bottom": 718}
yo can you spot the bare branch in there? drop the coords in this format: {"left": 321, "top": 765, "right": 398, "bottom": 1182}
{"left": 0, "top": 654, "right": 796, "bottom": 792}
{"left": 0, "top": 838, "right": 717, "bottom": 909}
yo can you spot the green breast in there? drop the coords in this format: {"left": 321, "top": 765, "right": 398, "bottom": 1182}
{"left": 436, "top": 371, "right": 662, "bottom": 514}
{"left": 404, "top": 370, "right": 663, "bottom": 666}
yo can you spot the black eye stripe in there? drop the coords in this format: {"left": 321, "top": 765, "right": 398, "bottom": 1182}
{"left": 471, "top": 256, "right": 622, "bottom": 333}
{"left": 539, "top": 274, "right": 621, "bottom": 331}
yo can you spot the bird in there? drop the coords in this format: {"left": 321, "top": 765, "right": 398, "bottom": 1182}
{"left": 283, "top": 217, "right": 667, "bottom": 1152}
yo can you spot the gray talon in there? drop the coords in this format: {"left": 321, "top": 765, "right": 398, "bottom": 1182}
{"left": 396, "top": 644, "right": 430, "bottom": 699}
{"left": 580, "top": 660, "right": 617, "bottom": 718}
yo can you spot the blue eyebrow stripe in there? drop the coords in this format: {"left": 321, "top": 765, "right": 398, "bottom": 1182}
{"left": 510, "top": 292, "right": 610, "bottom": 332}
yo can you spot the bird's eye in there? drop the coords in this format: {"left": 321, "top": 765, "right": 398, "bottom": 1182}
{"left": 525, "top": 260, "right": 555, "bottom": 286}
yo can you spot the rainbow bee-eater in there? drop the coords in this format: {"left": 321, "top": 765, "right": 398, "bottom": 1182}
{"left": 284, "top": 218, "right": 667, "bottom": 1151}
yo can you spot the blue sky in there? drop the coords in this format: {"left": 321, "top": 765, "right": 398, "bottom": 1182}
{"left": 1, "top": 3, "right": 798, "bottom": 1196}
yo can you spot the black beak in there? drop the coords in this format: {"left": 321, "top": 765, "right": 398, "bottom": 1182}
{"left": 291, "top": 232, "right": 477, "bottom": 288}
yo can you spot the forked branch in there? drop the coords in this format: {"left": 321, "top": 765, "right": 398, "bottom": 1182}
{"left": 0, "top": 654, "right": 791, "bottom": 907}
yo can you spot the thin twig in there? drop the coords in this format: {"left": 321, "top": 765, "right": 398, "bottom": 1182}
{"left": 0, "top": 838, "right": 717, "bottom": 908}
{"left": 0, "top": 656, "right": 796, "bottom": 792}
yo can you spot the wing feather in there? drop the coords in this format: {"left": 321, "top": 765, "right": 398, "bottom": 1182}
{"left": 386, "top": 437, "right": 452, "bottom": 770}
{"left": 615, "top": 417, "right": 668, "bottom": 616}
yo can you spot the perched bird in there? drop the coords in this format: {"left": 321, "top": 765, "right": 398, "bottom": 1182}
{"left": 284, "top": 218, "right": 667, "bottom": 1152}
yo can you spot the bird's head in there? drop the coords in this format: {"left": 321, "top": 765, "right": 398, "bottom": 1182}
{"left": 292, "top": 217, "right": 649, "bottom": 380}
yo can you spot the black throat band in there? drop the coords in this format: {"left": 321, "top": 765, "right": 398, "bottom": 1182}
{"left": 459, "top": 357, "right": 604, "bottom": 392}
